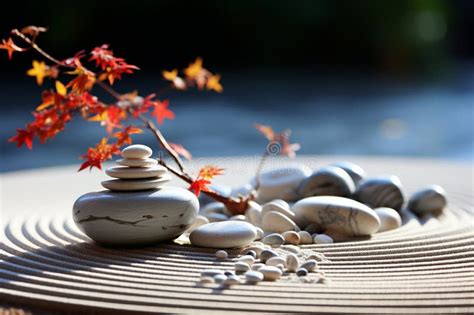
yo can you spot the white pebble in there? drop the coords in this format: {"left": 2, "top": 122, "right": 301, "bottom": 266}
{"left": 282, "top": 231, "right": 300, "bottom": 245}
{"left": 214, "top": 274, "right": 227, "bottom": 284}
{"left": 201, "top": 269, "right": 224, "bottom": 277}
{"left": 215, "top": 250, "right": 228, "bottom": 260}
{"left": 298, "top": 231, "right": 313, "bottom": 244}
{"left": 205, "top": 212, "right": 229, "bottom": 222}
{"left": 121, "top": 144, "right": 152, "bottom": 159}
{"left": 234, "top": 262, "right": 250, "bottom": 273}
{"left": 313, "top": 234, "right": 334, "bottom": 244}
{"left": 255, "top": 227, "right": 264, "bottom": 240}
{"left": 262, "top": 233, "right": 285, "bottom": 246}
{"left": 259, "top": 249, "right": 278, "bottom": 263}
{"left": 286, "top": 253, "right": 299, "bottom": 272}
{"left": 223, "top": 274, "right": 241, "bottom": 286}
{"left": 200, "top": 276, "right": 214, "bottom": 283}
{"left": 245, "top": 271, "right": 264, "bottom": 284}
{"left": 245, "top": 246, "right": 264, "bottom": 257}
{"left": 230, "top": 214, "right": 246, "bottom": 221}
{"left": 300, "top": 259, "right": 318, "bottom": 272}
{"left": 251, "top": 263, "right": 265, "bottom": 270}
{"left": 259, "top": 266, "right": 283, "bottom": 281}
{"left": 238, "top": 255, "right": 255, "bottom": 265}
{"left": 245, "top": 201, "right": 262, "bottom": 226}
{"left": 262, "top": 211, "right": 299, "bottom": 233}
{"left": 266, "top": 256, "right": 286, "bottom": 267}
{"left": 187, "top": 215, "right": 209, "bottom": 233}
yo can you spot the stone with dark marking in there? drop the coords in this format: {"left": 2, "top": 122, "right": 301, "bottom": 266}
{"left": 73, "top": 187, "right": 199, "bottom": 246}
{"left": 331, "top": 162, "right": 366, "bottom": 185}
{"left": 296, "top": 166, "right": 355, "bottom": 198}
{"left": 354, "top": 176, "right": 405, "bottom": 212}
{"left": 292, "top": 196, "right": 380, "bottom": 236}
{"left": 408, "top": 185, "right": 447, "bottom": 216}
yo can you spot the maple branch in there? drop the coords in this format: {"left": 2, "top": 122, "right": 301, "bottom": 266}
{"left": 254, "top": 151, "right": 268, "bottom": 191}
{"left": 11, "top": 29, "right": 64, "bottom": 66}
{"left": 96, "top": 81, "right": 122, "bottom": 100}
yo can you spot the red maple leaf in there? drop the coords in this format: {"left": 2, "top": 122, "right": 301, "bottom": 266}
{"left": 151, "top": 100, "right": 175, "bottom": 125}
{"left": 189, "top": 179, "right": 211, "bottom": 197}
{"left": 113, "top": 126, "right": 143, "bottom": 146}
{"left": 0, "top": 38, "right": 22, "bottom": 60}
{"left": 79, "top": 138, "right": 120, "bottom": 171}
{"left": 255, "top": 123, "right": 275, "bottom": 141}
{"left": 9, "top": 128, "right": 34, "bottom": 150}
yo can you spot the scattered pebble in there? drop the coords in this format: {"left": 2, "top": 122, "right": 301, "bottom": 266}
{"left": 262, "top": 233, "right": 285, "bottom": 246}
{"left": 297, "top": 166, "right": 355, "bottom": 198}
{"left": 262, "top": 211, "right": 299, "bottom": 233}
{"left": 305, "top": 223, "right": 323, "bottom": 234}
{"left": 234, "top": 262, "right": 251, "bottom": 273}
{"left": 255, "top": 227, "right": 264, "bottom": 240}
{"left": 245, "top": 246, "right": 264, "bottom": 257}
{"left": 190, "top": 221, "right": 257, "bottom": 248}
{"left": 224, "top": 271, "right": 235, "bottom": 276}
{"left": 215, "top": 250, "right": 228, "bottom": 260}
{"left": 261, "top": 200, "right": 298, "bottom": 223}
{"left": 300, "top": 259, "right": 318, "bottom": 272}
{"left": 313, "top": 234, "right": 334, "bottom": 244}
{"left": 200, "top": 276, "right": 214, "bottom": 283}
{"left": 298, "top": 231, "right": 313, "bottom": 244}
{"left": 374, "top": 207, "right": 402, "bottom": 232}
{"left": 331, "top": 162, "right": 366, "bottom": 186}
{"left": 307, "top": 253, "right": 327, "bottom": 262}
{"left": 214, "top": 274, "right": 227, "bottom": 284}
{"left": 259, "top": 249, "right": 278, "bottom": 263}
{"left": 259, "top": 266, "right": 283, "bottom": 281}
{"left": 282, "top": 231, "right": 301, "bottom": 245}
{"left": 282, "top": 244, "right": 301, "bottom": 254}
{"left": 408, "top": 185, "right": 447, "bottom": 215}
{"left": 354, "top": 176, "right": 404, "bottom": 212}
{"left": 205, "top": 212, "right": 229, "bottom": 222}
{"left": 266, "top": 256, "right": 286, "bottom": 267}
{"left": 296, "top": 268, "right": 308, "bottom": 277}
{"left": 251, "top": 263, "right": 265, "bottom": 270}
{"left": 276, "top": 263, "right": 285, "bottom": 271}
{"left": 244, "top": 250, "right": 257, "bottom": 258}
{"left": 230, "top": 214, "right": 246, "bottom": 221}
{"left": 245, "top": 201, "right": 262, "bottom": 226}
{"left": 223, "top": 274, "right": 241, "bottom": 286}
{"left": 187, "top": 215, "right": 210, "bottom": 233}
{"left": 238, "top": 255, "right": 255, "bottom": 265}
{"left": 245, "top": 271, "right": 264, "bottom": 284}
{"left": 286, "top": 253, "right": 299, "bottom": 272}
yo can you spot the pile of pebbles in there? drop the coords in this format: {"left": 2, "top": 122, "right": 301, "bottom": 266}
{"left": 199, "top": 243, "right": 328, "bottom": 286}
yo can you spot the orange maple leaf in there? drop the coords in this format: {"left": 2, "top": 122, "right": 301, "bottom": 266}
{"left": 152, "top": 100, "right": 175, "bottom": 125}
{"left": 0, "top": 37, "right": 22, "bottom": 60}
{"left": 79, "top": 137, "right": 120, "bottom": 171}
{"left": 198, "top": 165, "right": 225, "bottom": 180}
{"left": 26, "top": 60, "right": 48, "bottom": 85}
{"left": 184, "top": 57, "right": 203, "bottom": 79}
{"left": 162, "top": 69, "right": 178, "bottom": 81}
{"left": 113, "top": 126, "right": 143, "bottom": 146}
{"left": 169, "top": 142, "right": 192, "bottom": 160}
{"left": 206, "top": 74, "right": 223, "bottom": 93}
{"left": 189, "top": 178, "right": 211, "bottom": 197}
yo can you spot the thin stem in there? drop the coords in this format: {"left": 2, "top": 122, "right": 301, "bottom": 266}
{"left": 97, "top": 81, "right": 122, "bottom": 100}
{"left": 254, "top": 151, "right": 268, "bottom": 190}
{"left": 11, "top": 29, "right": 65, "bottom": 66}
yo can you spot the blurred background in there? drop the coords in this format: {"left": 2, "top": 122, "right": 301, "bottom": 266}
{"left": 1, "top": 0, "right": 473, "bottom": 172}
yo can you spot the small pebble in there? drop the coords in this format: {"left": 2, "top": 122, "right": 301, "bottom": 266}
{"left": 276, "top": 263, "right": 285, "bottom": 271}
{"left": 215, "top": 250, "right": 228, "bottom": 260}
{"left": 298, "top": 231, "right": 313, "bottom": 244}
{"left": 262, "top": 233, "right": 285, "bottom": 246}
{"left": 245, "top": 246, "right": 264, "bottom": 257}
{"left": 187, "top": 215, "right": 209, "bottom": 233}
{"left": 286, "top": 253, "right": 299, "bottom": 272}
{"left": 255, "top": 227, "right": 264, "bottom": 240}
{"left": 230, "top": 214, "right": 246, "bottom": 221}
{"left": 262, "top": 211, "right": 299, "bottom": 233}
{"left": 200, "top": 276, "right": 214, "bottom": 283}
{"left": 238, "top": 255, "right": 255, "bottom": 265}
{"left": 224, "top": 271, "right": 235, "bottom": 277}
{"left": 201, "top": 269, "right": 224, "bottom": 277}
{"left": 282, "top": 231, "right": 300, "bottom": 245}
{"left": 408, "top": 185, "right": 447, "bottom": 215}
{"left": 307, "top": 253, "right": 326, "bottom": 262}
{"left": 214, "top": 274, "right": 227, "bottom": 284}
{"left": 305, "top": 223, "right": 323, "bottom": 234}
{"left": 296, "top": 268, "right": 308, "bottom": 277}
{"left": 121, "top": 144, "right": 152, "bottom": 159}
{"left": 245, "top": 201, "right": 263, "bottom": 226}
{"left": 251, "top": 263, "right": 265, "bottom": 270}
{"left": 313, "top": 234, "right": 334, "bottom": 244}
{"left": 234, "top": 262, "right": 251, "bottom": 273}
{"left": 244, "top": 250, "right": 257, "bottom": 258}
{"left": 259, "top": 249, "right": 278, "bottom": 263}
{"left": 282, "top": 244, "right": 301, "bottom": 254}
{"left": 266, "top": 256, "right": 286, "bottom": 267}
{"left": 245, "top": 271, "right": 264, "bottom": 284}
{"left": 259, "top": 266, "right": 282, "bottom": 281}
{"left": 224, "top": 274, "right": 241, "bottom": 286}
{"left": 205, "top": 212, "right": 229, "bottom": 222}
{"left": 374, "top": 207, "right": 402, "bottom": 232}
{"left": 300, "top": 259, "right": 318, "bottom": 272}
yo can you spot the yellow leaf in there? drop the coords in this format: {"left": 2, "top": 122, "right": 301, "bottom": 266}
{"left": 55, "top": 80, "right": 67, "bottom": 96}
{"left": 88, "top": 111, "right": 108, "bottom": 122}
{"left": 184, "top": 57, "right": 203, "bottom": 79}
{"left": 162, "top": 69, "right": 178, "bottom": 81}
{"left": 36, "top": 102, "right": 53, "bottom": 111}
{"left": 206, "top": 74, "right": 223, "bottom": 93}
{"left": 26, "top": 60, "right": 47, "bottom": 85}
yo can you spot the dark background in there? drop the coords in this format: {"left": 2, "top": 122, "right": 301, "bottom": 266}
{"left": 1, "top": 0, "right": 473, "bottom": 172}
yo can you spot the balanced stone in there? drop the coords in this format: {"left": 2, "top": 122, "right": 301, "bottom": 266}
{"left": 116, "top": 158, "right": 158, "bottom": 168}
{"left": 374, "top": 207, "right": 402, "bottom": 232}
{"left": 354, "top": 176, "right": 405, "bottom": 212}
{"left": 262, "top": 211, "right": 299, "bottom": 233}
{"left": 252, "top": 165, "right": 312, "bottom": 202}
{"left": 297, "top": 166, "right": 355, "bottom": 198}
{"left": 408, "top": 185, "right": 447, "bottom": 216}
{"left": 292, "top": 196, "right": 381, "bottom": 236}
{"left": 101, "top": 175, "right": 171, "bottom": 191}
{"left": 121, "top": 144, "right": 152, "bottom": 159}
{"left": 331, "top": 162, "right": 366, "bottom": 185}
{"left": 189, "top": 221, "right": 257, "bottom": 248}
{"left": 106, "top": 165, "right": 167, "bottom": 179}
{"left": 73, "top": 187, "right": 199, "bottom": 245}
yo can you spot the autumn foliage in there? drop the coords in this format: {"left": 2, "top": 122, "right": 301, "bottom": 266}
{"left": 2, "top": 26, "right": 298, "bottom": 212}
